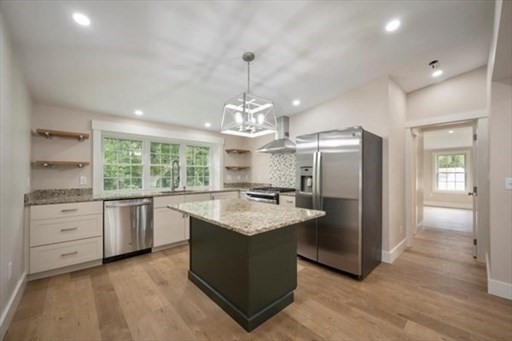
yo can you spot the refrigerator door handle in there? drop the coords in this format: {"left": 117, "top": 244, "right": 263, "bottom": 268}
{"left": 312, "top": 151, "right": 317, "bottom": 210}
{"left": 316, "top": 151, "right": 322, "bottom": 210}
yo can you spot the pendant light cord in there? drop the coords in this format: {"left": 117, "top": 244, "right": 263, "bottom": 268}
{"left": 247, "top": 61, "right": 251, "bottom": 93}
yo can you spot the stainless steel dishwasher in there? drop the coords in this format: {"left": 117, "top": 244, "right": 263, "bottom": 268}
{"left": 103, "top": 198, "right": 153, "bottom": 262}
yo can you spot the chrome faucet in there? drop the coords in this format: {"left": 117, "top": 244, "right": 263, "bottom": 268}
{"left": 171, "top": 160, "right": 180, "bottom": 191}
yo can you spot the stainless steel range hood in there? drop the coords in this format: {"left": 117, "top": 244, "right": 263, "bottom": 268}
{"left": 256, "top": 116, "right": 296, "bottom": 153}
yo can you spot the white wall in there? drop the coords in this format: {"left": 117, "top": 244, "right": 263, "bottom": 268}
{"left": 489, "top": 80, "right": 512, "bottom": 293}
{"left": 407, "top": 67, "right": 487, "bottom": 122}
{"left": 387, "top": 80, "right": 407, "bottom": 249}
{"left": 246, "top": 134, "right": 272, "bottom": 185}
{"left": 31, "top": 104, "right": 240, "bottom": 190}
{"left": 0, "top": 14, "right": 32, "bottom": 338}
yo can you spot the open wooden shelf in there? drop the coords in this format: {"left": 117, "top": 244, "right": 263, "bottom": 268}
{"left": 225, "top": 166, "right": 250, "bottom": 171}
{"left": 225, "top": 149, "right": 250, "bottom": 154}
{"left": 33, "top": 161, "right": 90, "bottom": 168}
{"left": 35, "top": 129, "right": 90, "bottom": 141}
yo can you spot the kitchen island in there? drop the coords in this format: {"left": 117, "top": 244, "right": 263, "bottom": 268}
{"left": 167, "top": 199, "right": 325, "bottom": 332}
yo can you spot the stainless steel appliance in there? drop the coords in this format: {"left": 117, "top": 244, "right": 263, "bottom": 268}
{"left": 103, "top": 198, "right": 154, "bottom": 262}
{"left": 295, "top": 127, "right": 382, "bottom": 279}
{"left": 246, "top": 187, "right": 295, "bottom": 204}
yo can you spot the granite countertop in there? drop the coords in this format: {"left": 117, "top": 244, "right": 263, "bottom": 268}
{"left": 25, "top": 187, "right": 248, "bottom": 206}
{"left": 167, "top": 199, "right": 325, "bottom": 236}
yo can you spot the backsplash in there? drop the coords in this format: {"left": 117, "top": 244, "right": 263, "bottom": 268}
{"left": 269, "top": 154, "right": 296, "bottom": 188}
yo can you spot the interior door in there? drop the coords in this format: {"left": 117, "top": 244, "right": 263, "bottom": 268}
{"left": 317, "top": 129, "right": 362, "bottom": 275}
{"left": 295, "top": 133, "right": 318, "bottom": 260}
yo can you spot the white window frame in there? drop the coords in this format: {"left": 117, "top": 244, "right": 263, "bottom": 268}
{"left": 432, "top": 150, "right": 469, "bottom": 194}
{"left": 92, "top": 120, "right": 223, "bottom": 194}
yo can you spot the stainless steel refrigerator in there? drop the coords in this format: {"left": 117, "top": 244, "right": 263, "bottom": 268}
{"left": 295, "top": 127, "right": 382, "bottom": 279}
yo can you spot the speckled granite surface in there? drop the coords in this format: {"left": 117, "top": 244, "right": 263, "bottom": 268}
{"left": 168, "top": 199, "right": 325, "bottom": 236}
{"left": 26, "top": 188, "right": 246, "bottom": 206}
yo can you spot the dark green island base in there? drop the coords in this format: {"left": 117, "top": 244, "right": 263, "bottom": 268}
{"left": 188, "top": 217, "right": 298, "bottom": 332}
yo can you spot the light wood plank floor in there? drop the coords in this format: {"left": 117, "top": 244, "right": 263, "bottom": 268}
{"left": 422, "top": 206, "right": 473, "bottom": 233}
{"left": 6, "top": 229, "right": 512, "bottom": 341}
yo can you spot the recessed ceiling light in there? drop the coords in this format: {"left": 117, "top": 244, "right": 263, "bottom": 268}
{"left": 385, "top": 19, "right": 401, "bottom": 32}
{"left": 72, "top": 13, "right": 91, "bottom": 26}
{"left": 204, "top": 122, "right": 211, "bottom": 128}
{"left": 134, "top": 110, "right": 143, "bottom": 116}
{"left": 292, "top": 99, "right": 301, "bottom": 106}
{"left": 432, "top": 70, "right": 444, "bottom": 78}
{"left": 448, "top": 130, "right": 454, "bottom": 134}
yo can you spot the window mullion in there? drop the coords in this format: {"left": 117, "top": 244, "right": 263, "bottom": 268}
{"left": 143, "top": 138, "right": 151, "bottom": 191}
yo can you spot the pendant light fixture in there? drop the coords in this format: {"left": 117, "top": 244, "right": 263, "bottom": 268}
{"left": 220, "top": 52, "right": 276, "bottom": 138}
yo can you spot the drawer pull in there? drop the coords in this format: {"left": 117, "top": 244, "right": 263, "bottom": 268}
{"left": 61, "top": 208, "right": 78, "bottom": 213}
{"left": 60, "top": 227, "right": 78, "bottom": 232}
{"left": 286, "top": 200, "right": 293, "bottom": 203}
{"left": 60, "top": 251, "right": 78, "bottom": 257}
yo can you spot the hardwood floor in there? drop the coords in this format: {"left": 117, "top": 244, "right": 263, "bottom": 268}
{"left": 422, "top": 206, "right": 473, "bottom": 233}
{"left": 6, "top": 229, "right": 512, "bottom": 341}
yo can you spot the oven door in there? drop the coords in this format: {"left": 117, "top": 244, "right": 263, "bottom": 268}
{"left": 245, "top": 194, "right": 277, "bottom": 204}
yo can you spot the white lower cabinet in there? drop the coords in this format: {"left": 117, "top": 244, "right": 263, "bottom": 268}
{"left": 153, "top": 195, "right": 187, "bottom": 247}
{"left": 29, "top": 201, "right": 103, "bottom": 275}
{"left": 279, "top": 196, "right": 296, "bottom": 208}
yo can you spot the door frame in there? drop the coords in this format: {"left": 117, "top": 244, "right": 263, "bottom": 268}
{"left": 404, "top": 111, "right": 489, "bottom": 263}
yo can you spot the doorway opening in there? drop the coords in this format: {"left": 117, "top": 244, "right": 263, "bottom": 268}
{"left": 409, "top": 120, "right": 477, "bottom": 257}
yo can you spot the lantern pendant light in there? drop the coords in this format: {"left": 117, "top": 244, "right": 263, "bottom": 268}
{"left": 220, "top": 52, "right": 276, "bottom": 137}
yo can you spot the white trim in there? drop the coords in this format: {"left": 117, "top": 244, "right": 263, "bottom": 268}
{"left": 424, "top": 201, "right": 473, "bottom": 210}
{"left": 0, "top": 271, "right": 27, "bottom": 340}
{"left": 27, "top": 260, "right": 102, "bottom": 281}
{"left": 381, "top": 238, "right": 408, "bottom": 264}
{"left": 488, "top": 279, "right": 512, "bottom": 300}
{"left": 91, "top": 120, "right": 224, "bottom": 144}
{"left": 486, "top": 253, "right": 512, "bottom": 300}
{"left": 405, "top": 111, "right": 487, "bottom": 128}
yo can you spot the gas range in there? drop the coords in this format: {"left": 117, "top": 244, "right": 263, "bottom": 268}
{"left": 246, "top": 187, "right": 295, "bottom": 204}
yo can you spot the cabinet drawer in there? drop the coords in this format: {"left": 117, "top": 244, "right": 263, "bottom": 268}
{"left": 30, "top": 237, "right": 103, "bottom": 274}
{"left": 280, "top": 196, "right": 296, "bottom": 207}
{"left": 154, "top": 195, "right": 185, "bottom": 208}
{"left": 31, "top": 201, "right": 102, "bottom": 220}
{"left": 30, "top": 215, "right": 102, "bottom": 247}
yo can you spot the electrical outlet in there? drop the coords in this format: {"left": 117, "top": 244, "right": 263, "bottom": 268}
{"left": 79, "top": 176, "right": 87, "bottom": 185}
{"left": 8, "top": 261, "right": 12, "bottom": 280}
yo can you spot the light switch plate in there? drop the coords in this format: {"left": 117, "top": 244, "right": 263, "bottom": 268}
{"left": 79, "top": 176, "right": 87, "bottom": 185}
{"left": 505, "top": 177, "right": 512, "bottom": 190}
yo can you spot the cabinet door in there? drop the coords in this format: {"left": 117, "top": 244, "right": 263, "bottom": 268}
{"left": 154, "top": 208, "right": 186, "bottom": 247}
{"left": 211, "top": 191, "right": 239, "bottom": 200}
{"left": 279, "top": 196, "right": 296, "bottom": 208}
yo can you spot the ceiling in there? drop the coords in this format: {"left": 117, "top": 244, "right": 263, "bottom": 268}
{"left": 1, "top": 1, "right": 495, "bottom": 131}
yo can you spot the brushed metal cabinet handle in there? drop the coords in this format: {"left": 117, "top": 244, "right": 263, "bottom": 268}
{"left": 61, "top": 208, "right": 78, "bottom": 213}
{"left": 60, "top": 227, "right": 78, "bottom": 232}
{"left": 60, "top": 251, "right": 78, "bottom": 257}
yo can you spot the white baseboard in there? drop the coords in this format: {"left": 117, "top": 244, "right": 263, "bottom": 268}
{"left": 382, "top": 238, "right": 407, "bottom": 264}
{"left": 0, "top": 271, "right": 27, "bottom": 340}
{"left": 488, "top": 278, "right": 512, "bottom": 300}
{"left": 424, "top": 201, "right": 472, "bottom": 210}
{"left": 486, "top": 253, "right": 512, "bottom": 300}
